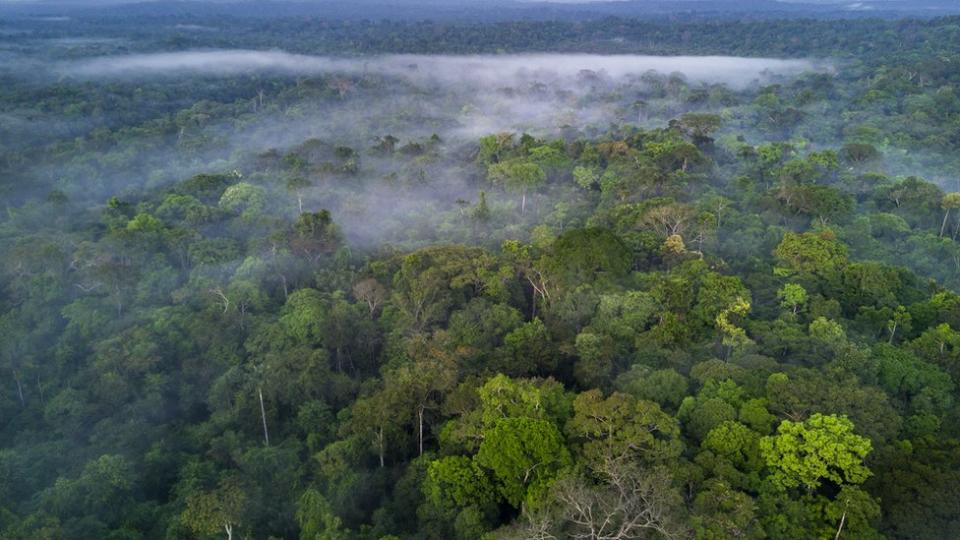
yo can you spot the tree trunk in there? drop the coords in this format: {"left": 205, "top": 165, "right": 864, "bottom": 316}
{"left": 521, "top": 190, "right": 527, "bottom": 214}
{"left": 238, "top": 302, "right": 248, "bottom": 331}
{"left": 279, "top": 273, "right": 289, "bottom": 299}
{"left": 115, "top": 285, "right": 123, "bottom": 318}
{"left": 225, "top": 523, "right": 233, "bottom": 540}
{"left": 377, "top": 427, "right": 385, "bottom": 468}
{"left": 941, "top": 209, "right": 951, "bottom": 237}
{"left": 417, "top": 405, "right": 425, "bottom": 456}
{"left": 13, "top": 371, "right": 24, "bottom": 408}
{"left": 834, "top": 510, "right": 846, "bottom": 540}
{"left": 259, "top": 387, "right": 270, "bottom": 446}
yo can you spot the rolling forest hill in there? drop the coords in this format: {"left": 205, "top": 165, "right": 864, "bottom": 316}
{"left": 4, "top": 0, "right": 960, "bottom": 23}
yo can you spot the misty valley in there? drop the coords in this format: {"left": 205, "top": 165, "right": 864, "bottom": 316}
{"left": 2, "top": 5, "right": 960, "bottom": 540}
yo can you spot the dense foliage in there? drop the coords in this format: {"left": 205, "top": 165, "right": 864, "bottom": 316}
{"left": 3, "top": 11, "right": 960, "bottom": 540}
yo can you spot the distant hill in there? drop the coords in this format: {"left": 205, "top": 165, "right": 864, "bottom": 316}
{"left": 3, "top": 0, "right": 959, "bottom": 21}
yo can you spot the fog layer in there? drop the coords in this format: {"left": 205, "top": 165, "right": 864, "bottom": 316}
{"left": 63, "top": 50, "right": 824, "bottom": 90}
{"left": 7, "top": 49, "right": 833, "bottom": 248}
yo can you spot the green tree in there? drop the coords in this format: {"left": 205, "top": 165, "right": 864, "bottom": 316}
{"left": 296, "top": 488, "right": 349, "bottom": 540}
{"left": 673, "top": 112, "right": 723, "bottom": 145}
{"left": 716, "top": 296, "right": 753, "bottom": 356}
{"left": 475, "top": 416, "right": 572, "bottom": 508}
{"left": 760, "top": 414, "right": 872, "bottom": 491}
{"left": 286, "top": 176, "right": 312, "bottom": 214}
{"left": 615, "top": 366, "right": 689, "bottom": 411}
{"left": 219, "top": 182, "right": 266, "bottom": 221}
{"left": 181, "top": 477, "right": 247, "bottom": 540}
{"left": 487, "top": 159, "right": 546, "bottom": 214}
{"left": 773, "top": 230, "right": 848, "bottom": 277}
{"left": 692, "top": 479, "right": 764, "bottom": 539}
{"left": 291, "top": 210, "right": 341, "bottom": 262}
{"left": 778, "top": 283, "right": 808, "bottom": 315}
{"left": 565, "top": 390, "right": 682, "bottom": 468}
{"left": 573, "top": 165, "right": 600, "bottom": 190}
{"left": 941, "top": 192, "right": 960, "bottom": 237}
{"left": 423, "top": 456, "right": 497, "bottom": 512}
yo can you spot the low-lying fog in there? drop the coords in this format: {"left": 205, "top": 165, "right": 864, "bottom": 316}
{"left": 5, "top": 49, "right": 831, "bottom": 247}
{"left": 61, "top": 50, "right": 824, "bottom": 90}
{"left": 47, "top": 50, "right": 829, "bottom": 147}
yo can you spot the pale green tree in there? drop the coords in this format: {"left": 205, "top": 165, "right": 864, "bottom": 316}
{"left": 760, "top": 413, "right": 872, "bottom": 491}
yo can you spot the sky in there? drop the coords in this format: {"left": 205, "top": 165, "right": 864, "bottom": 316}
{"left": 0, "top": 0, "right": 917, "bottom": 5}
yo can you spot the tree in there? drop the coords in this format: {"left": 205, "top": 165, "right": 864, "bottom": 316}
{"left": 296, "top": 488, "right": 349, "bottom": 540}
{"left": 764, "top": 371, "right": 901, "bottom": 444}
{"left": 778, "top": 283, "right": 808, "bottom": 315}
{"left": 641, "top": 202, "right": 697, "bottom": 239}
{"left": 498, "top": 318, "right": 556, "bottom": 377}
{"left": 692, "top": 479, "right": 764, "bottom": 540}
{"left": 573, "top": 166, "right": 600, "bottom": 190}
{"left": 473, "top": 191, "right": 491, "bottom": 222}
{"left": 488, "top": 159, "right": 546, "bottom": 214}
{"left": 423, "top": 456, "right": 497, "bottom": 512}
{"left": 715, "top": 297, "right": 752, "bottom": 356}
{"left": 841, "top": 143, "right": 879, "bottom": 164}
{"left": 566, "top": 390, "right": 682, "bottom": 468}
{"left": 591, "top": 291, "right": 659, "bottom": 349}
{"left": 347, "top": 390, "right": 403, "bottom": 468}
{"left": 477, "top": 132, "right": 514, "bottom": 165}
{"left": 615, "top": 366, "right": 689, "bottom": 411}
{"left": 551, "top": 462, "right": 690, "bottom": 540}
{"left": 539, "top": 228, "right": 632, "bottom": 292}
{"left": 886, "top": 305, "right": 911, "bottom": 345}
{"left": 673, "top": 112, "right": 722, "bottom": 145}
{"left": 939, "top": 192, "right": 960, "bottom": 237}
{"left": 286, "top": 176, "right": 312, "bottom": 215}
{"left": 808, "top": 317, "right": 847, "bottom": 352}
{"left": 476, "top": 374, "right": 572, "bottom": 428}
{"left": 475, "top": 416, "right": 572, "bottom": 508}
{"left": 391, "top": 245, "right": 499, "bottom": 331}
{"left": 42, "top": 454, "right": 135, "bottom": 527}
{"left": 874, "top": 344, "right": 954, "bottom": 423}
{"left": 291, "top": 210, "right": 341, "bottom": 262}
{"left": 875, "top": 176, "right": 943, "bottom": 229}
{"left": 697, "top": 424, "right": 763, "bottom": 500}
{"left": 871, "top": 438, "right": 960, "bottom": 539}
{"left": 386, "top": 352, "right": 458, "bottom": 456}
{"left": 908, "top": 323, "right": 960, "bottom": 380}
{"left": 773, "top": 230, "right": 848, "bottom": 277}
{"left": 181, "top": 477, "right": 247, "bottom": 540}
{"left": 573, "top": 331, "right": 616, "bottom": 388}
{"left": 352, "top": 278, "right": 387, "bottom": 318}
{"left": 643, "top": 138, "right": 704, "bottom": 173}
{"left": 777, "top": 185, "right": 853, "bottom": 225}
{"left": 680, "top": 396, "right": 738, "bottom": 443}
{"left": 219, "top": 182, "right": 266, "bottom": 221}
{"left": 760, "top": 414, "right": 872, "bottom": 491}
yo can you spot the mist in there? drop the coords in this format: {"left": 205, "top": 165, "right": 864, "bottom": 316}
{"left": 62, "top": 50, "right": 824, "bottom": 90}
{"left": 5, "top": 49, "right": 833, "bottom": 250}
